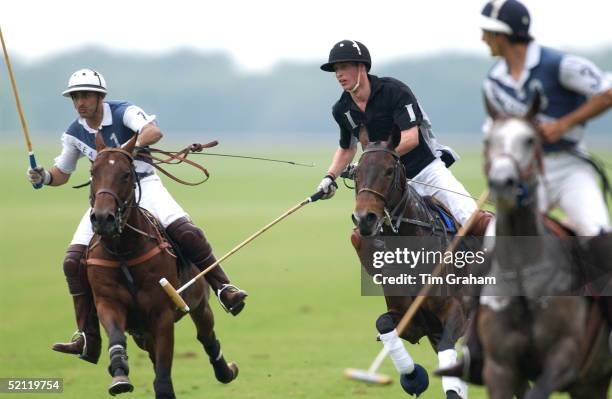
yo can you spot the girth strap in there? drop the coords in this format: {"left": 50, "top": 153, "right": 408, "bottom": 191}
{"left": 87, "top": 242, "right": 171, "bottom": 268}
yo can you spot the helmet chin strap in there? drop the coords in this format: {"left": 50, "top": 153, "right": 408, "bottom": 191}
{"left": 348, "top": 64, "right": 366, "bottom": 93}
{"left": 349, "top": 72, "right": 361, "bottom": 93}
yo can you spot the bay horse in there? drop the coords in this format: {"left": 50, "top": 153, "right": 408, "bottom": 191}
{"left": 87, "top": 132, "right": 238, "bottom": 398}
{"left": 351, "top": 131, "right": 485, "bottom": 399}
{"left": 478, "top": 94, "right": 612, "bottom": 399}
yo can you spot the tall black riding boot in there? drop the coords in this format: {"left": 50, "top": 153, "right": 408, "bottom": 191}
{"left": 166, "top": 217, "right": 248, "bottom": 315}
{"left": 52, "top": 244, "right": 102, "bottom": 364}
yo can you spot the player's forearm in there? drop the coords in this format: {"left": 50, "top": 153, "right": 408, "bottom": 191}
{"left": 395, "top": 127, "right": 419, "bottom": 156}
{"left": 560, "top": 89, "right": 612, "bottom": 131}
{"left": 327, "top": 146, "right": 357, "bottom": 178}
{"left": 48, "top": 166, "right": 71, "bottom": 186}
{"left": 137, "top": 123, "right": 163, "bottom": 146}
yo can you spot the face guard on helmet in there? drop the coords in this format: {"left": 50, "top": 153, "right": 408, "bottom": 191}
{"left": 321, "top": 40, "right": 371, "bottom": 72}
{"left": 62, "top": 69, "right": 107, "bottom": 97}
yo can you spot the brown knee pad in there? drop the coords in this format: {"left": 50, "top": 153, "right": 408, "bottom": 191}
{"left": 166, "top": 217, "right": 217, "bottom": 268}
{"left": 63, "top": 244, "right": 88, "bottom": 296}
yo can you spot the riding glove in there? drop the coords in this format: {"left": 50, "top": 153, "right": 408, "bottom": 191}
{"left": 317, "top": 174, "right": 338, "bottom": 200}
{"left": 27, "top": 166, "right": 51, "bottom": 185}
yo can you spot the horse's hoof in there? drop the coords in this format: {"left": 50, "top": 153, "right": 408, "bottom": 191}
{"left": 228, "top": 362, "right": 239, "bottom": 380}
{"left": 108, "top": 375, "right": 134, "bottom": 396}
{"left": 446, "top": 390, "right": 462, "bottom": 399}
{"left": 214, "top": 361, "right": 238, "bottom": 384}
{"left": 399, "top": 364, "right": 429, "bottom": 397}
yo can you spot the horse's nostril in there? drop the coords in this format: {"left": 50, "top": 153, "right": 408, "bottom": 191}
{"left": 505, "top": 177, "right": 516, "bottom": 187}
{"left": 365, "top": 212, "right": 377, "bottom": 224}
{"left": 105, "top": 213, "right": 115, "bottom": 224}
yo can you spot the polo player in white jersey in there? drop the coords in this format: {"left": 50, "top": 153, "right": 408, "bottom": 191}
{"left": 27, "top": 69, "right": 248, "bottom": 364}
{"left": 440, "top": 0, "right": 612, "bottom": 381}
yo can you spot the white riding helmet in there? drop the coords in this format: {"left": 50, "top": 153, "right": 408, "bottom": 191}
{"left": 62, "top": 68, "right": 107, "bottom": 97}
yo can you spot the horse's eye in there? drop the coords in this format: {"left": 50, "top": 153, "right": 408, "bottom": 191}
{"left": 385, "top": 167, "right": 394, "bottom": 177}
{"left": 525, "top": 137, "right": 535, "bottom": 147}
{"left": 122, "top": 171, "right": 131, "bottom": 181}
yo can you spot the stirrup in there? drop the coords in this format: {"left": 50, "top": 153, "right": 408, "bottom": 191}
{"left": 70, "top": 330, "right": 88, "bottom": 358}
{"left": 216, "top": 284, "right": 241, "bottom": 313}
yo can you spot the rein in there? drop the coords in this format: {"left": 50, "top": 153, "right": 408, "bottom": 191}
{"left": 136, "top": 141, "right": 217, "bottom": 186}
{"left": 73, "top": 141, "right": 216, "bottom": 189}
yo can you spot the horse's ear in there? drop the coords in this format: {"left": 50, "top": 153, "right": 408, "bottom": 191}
{"left": 95, "top": 132, "right": 106, "bottom": 152}
{"left": 387, "top": 127, "right": 401, "bottom": 150}
{"left": 525, "top": 89, "right": 542, "bottom": 121}
{"left": 483, "top": 92, "right": 499, "bottom": 120}
{"left": 122, "top": 133, "right": 138, "bottom": 154}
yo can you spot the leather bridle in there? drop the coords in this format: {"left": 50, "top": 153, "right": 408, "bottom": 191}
{"left": 90, "top": 148, "right": 141, "bottom": 235}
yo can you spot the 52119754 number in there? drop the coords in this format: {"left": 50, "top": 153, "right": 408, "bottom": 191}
{"left": 0, "top": 378, "right": 63, "bottom": 393}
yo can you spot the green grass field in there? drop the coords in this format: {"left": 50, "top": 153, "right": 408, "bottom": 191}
{"left": 0, "top": 142, "right": 608, "bottom": 399}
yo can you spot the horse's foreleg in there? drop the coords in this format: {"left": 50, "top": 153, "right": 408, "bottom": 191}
{"left": 151, "top": 310, "right": 176, "bottom": 399}
{"left": 375, "top": 313, "right": 430, "bottom": 397}
{"left": 97, "top": 301, "right": 134, "bottom": 396}
{"left": 483, "top": 358, "right": 521, "bottom": 399}
{"left": 524, "top": 337, "right": 580, "bottom": 399}
{"left": 190, "top": 301, "right": 238, "bottom": 384}
{"left": 437, "top": 304, "right": 468, "bottom": 399}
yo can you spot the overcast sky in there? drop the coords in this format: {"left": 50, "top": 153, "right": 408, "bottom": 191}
{"left": 2, "top": 0, "right": 612, "bottom": 71}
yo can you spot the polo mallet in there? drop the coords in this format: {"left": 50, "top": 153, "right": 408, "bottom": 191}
{"left": 345, "top": 189, "right": 490, "bottom": 384}
{"left": 0, "top": 26, "right": 42, "bottom": 189}
{"left": 160, "top": 190, "right": 326, "bottom": 312}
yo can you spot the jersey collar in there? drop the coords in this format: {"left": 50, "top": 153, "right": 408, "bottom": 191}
{"left": 490, "top": 41, "right": 541, "bottom": 89}
{"left": 78, "top": 102, "right": 113, "bottom": 133}
{"left": 342, "top": 74, "right": 382, "bottom": 110}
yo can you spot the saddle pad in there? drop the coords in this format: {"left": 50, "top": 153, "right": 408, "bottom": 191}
{"left": 426, "top": 201, "right": 458, "bottom": 234}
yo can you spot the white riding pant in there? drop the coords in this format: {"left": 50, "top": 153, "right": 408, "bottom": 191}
{"left": 408, "top": 158, "right": 478, "bottom": 226}
{"left": 70, "top": 174, "right": 188, "bottom": 246}
{"left": 537, "top": 152, "right": 610, "bottom": 236}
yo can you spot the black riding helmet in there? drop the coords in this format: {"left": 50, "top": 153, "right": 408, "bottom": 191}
{"left": 320, "top": 40, "right": 371, "bottom": 72}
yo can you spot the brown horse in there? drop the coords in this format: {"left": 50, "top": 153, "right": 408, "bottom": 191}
{"left": 87, "top": 133, "right": 237, "bottom": 398}
{"left": 478, "top": 94, "right": 612, "bottom": 399}
{"left": 351, "top": 132, "right": 485, "bottom": 399}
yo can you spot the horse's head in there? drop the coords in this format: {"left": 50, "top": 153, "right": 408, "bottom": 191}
{"left": 484, "top": 92, "right": 543, "bottom": 209}
{"left": 353, "top": 131, "right": 406, "bottom": 236}
{"left": 89, "top": 133, "right": 138, "bottom": 237}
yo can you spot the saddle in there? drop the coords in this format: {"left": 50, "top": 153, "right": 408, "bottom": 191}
{"left": 423, "top": 197, "right": 493, "bottom": 237}
{"left": 542, "top": 216, "right": 576, "bottom": 238}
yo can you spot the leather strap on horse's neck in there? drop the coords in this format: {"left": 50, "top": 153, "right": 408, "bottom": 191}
{"left": 87, "top": 242, "right": 172, "bottom": 268}
{"left": 86, "top": 208, "right": 175, "bottom": 268}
